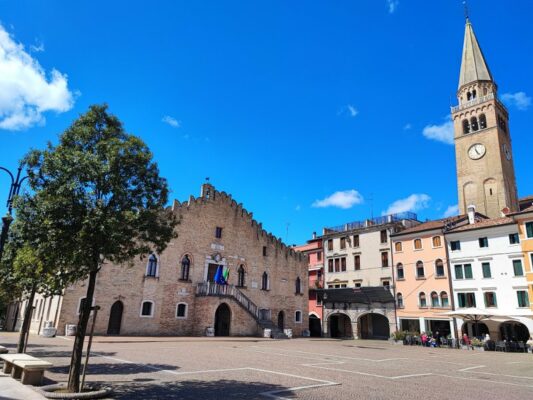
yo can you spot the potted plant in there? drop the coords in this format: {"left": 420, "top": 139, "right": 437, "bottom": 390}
{"left": 390, "top": 330, "right": 406, "bottom": 344}
{"left": 471, "top": 338, "right": 484, "bottom": 351}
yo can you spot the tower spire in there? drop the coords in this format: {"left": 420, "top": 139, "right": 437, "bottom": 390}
{"left": 458, "top": 16, "right": 494, "bottom": 89}
{"left": 463, "top": 1, "right": 469, "bottom": 21}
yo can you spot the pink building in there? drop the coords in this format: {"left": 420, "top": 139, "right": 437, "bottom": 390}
{"left": 294, "top": 234, "right": 323, "bottom": 336}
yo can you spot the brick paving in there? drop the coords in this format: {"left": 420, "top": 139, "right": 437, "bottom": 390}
{"left": 1, "top": 332, "right": 533, "bottom": 399}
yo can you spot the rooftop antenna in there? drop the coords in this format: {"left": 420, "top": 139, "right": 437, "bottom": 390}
{"left": 368, "top": 193, "right": 374, "bottom": 219}
{"left": 463, "top": 1, "right": 469, "bottom": 21}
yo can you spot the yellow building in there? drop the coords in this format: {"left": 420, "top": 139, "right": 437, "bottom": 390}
{"left": 511, "top": 205, "right": 533, "bottom": 310}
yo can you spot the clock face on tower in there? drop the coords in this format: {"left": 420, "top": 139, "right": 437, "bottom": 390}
{"left": 503, "top": 143, "right": 512, "bottom": 160}
{"left": 468, "top": 143, "right": 486, "bottom": 160}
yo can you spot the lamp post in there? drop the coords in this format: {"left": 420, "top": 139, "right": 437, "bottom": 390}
{"left": 0, "top": 165, "right": 28, "bottom": 260}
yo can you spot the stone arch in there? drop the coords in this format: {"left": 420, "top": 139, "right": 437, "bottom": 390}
{"left": 328, "top": 312, "right": 352, "bottom": 338}
{"left": 214, "top": 303, "right": 231, "bottom": 336}
{"left": 357, "top": 312, "right": 390, "bottom": 340}
{"left": 309, "top": 313, "right": 322, "bottom": 337}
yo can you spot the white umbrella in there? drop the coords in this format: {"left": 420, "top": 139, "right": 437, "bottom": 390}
{"left": 440, "top": 308, "right": 494, "bottom": 337}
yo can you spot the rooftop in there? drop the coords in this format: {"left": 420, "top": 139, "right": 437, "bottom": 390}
{"left": 323, "top": 212, "right": 418, "bottom": 234}
{"left": 317, "top": 287, "right": 394, "bottom": 304}
{"left": 391, "top": 215, "right": 466, "bottom": 237}
{"left": 446, "top": 216, "right": 515, "bottom": 233}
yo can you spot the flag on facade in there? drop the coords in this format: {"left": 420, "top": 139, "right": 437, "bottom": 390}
{"left": 214, "top": 265, "right": 228, "bottom": 285}
{"left": 223, "top": 266, "right": 230, "bottom": 283}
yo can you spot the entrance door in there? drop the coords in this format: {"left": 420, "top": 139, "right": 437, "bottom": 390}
{"left": 207, "top": 264, "right": 219, "bottom": 282}
{"left": 277, "top": 311, "right": 285, "bottom": 331}
{"left": 214, "top": 303, "right": 231, "bottom": 336}
{"left": 107, "top": 301, "right": 123, "bottom": 335}
{"left": 309, "top": 315, "right": 322, "bottom": 337}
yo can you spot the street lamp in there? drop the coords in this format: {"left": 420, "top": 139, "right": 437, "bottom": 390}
{"left": 0, "top": 165, "right": 29, "bottom": 260}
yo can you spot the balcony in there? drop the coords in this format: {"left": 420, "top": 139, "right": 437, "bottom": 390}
{"left": 451, "top": 93, "right": 508, "bottom": 113}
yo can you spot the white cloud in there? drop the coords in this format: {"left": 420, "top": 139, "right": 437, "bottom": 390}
{"left": 501, "top": 91, "right": 531, "bottom": 111}
{"left": 338, "top": 104, "right": 358, "bottom": 118}
{"left": 0, "top": 24, "right": 75, "bottom": 131}
{"left": 422, "top": 116, "right": 454, "bottom": 145}
{"left": 387, "top": 0, "right": 399, "bottom": 14}
{"left": 443, "top": 204, "right": 459, "bottom": 218}
{"left": 403, "top": 123, "right": 412, "bottom": 130}
{"left": 162, "top": 115, "right": 180, "bottom": 128}
{"left": 30, "top": 40, "right": 45, "bottom": 53}
{"left": 312, "top": 190, "right": 364, "bottom": 209}
{"left": 383, "top": 193, "right": 430, "bottom": 215}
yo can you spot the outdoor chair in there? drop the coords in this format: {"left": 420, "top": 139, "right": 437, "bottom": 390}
{"left": 517, "top": 342, "right": 527, "bottom": 353}
{"left": 495, "top": 341, "right": 507, "bottom": 352}
{"left": 484, "top": 340, "right": 495, "bottom": 351}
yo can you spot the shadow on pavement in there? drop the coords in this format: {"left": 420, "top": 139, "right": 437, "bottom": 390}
{"left": 109, "top": 379, "right": 294, "bottom": 400}
{"left": 50, "top": 362, "right": 179, "bottom": 375}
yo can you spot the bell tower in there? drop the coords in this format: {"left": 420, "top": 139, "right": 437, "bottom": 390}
{"left": 452, "top": 17, "right": 519, "bottom": 218}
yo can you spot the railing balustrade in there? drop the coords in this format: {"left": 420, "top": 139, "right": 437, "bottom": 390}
{"left": 196, "top": 282, "right": 260, "bottom": 320}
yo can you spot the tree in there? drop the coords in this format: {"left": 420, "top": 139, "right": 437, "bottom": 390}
{"left": 0, "top": 196, "right": 64, "bottom": 353}
{"left": 24, "top": 104, "right": 177, "bottom": 392}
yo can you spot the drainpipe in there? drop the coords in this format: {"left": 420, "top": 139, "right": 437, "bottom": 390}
{"left": 443, "top": 229, "right": 459, "bottom": 341}
{"left": 390, "top": 228, "right": 398, "bottom": 333}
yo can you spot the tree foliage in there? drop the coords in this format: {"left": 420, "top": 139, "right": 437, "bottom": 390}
{"left": 23, "top": 104, "right": 177, "bottom": 391}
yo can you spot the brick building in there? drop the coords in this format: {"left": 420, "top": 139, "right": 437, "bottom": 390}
{"left": 6, "top": 183, "right": 308, "bottom": 338}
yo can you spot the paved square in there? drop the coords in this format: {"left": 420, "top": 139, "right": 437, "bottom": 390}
{"left": 1, "top": 333, "right": 533, "bottom": 399}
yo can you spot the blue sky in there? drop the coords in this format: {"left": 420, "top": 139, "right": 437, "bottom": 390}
{"left": 1, "top": 0, "right": 532, "bottom": 245}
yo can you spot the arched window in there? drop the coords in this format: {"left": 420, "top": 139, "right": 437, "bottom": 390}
{"left": 472, "top": 89, "right": 477, "bottom": 99}
{"left": 146, "top": 254, "right": 158, "bottom": 277}
{"left": 416, "top": 261, "right": 425, "bottom": 278}
{"left": 394, "top": 242, "right": 402, "bottom": 252}
{"left": 440, "top": 291, "right": 449, "bottom": 307}
{"left": 396, "top": 263, "right": 404, "bottom": 280}
{"left": 470, "top": 116, "right": 479, "bottom": 131}
{"left": 237, "top": 265, "right": 246, "bottom": 287}
{"left": 140, "top": 301, "right": 154, "bottom": 317}
{"left": 261, "top": 272, "right": 269, "bottom": 290}
{"left": 483, "top": 87, "right": 488, "bottom": 95}
{"left": 419, "top": 292, "right": 427, "bottom": 307}
{"left": 467, "top": 91, "right": 472, "bottom": 101}
{"left": 180, "top": 255, "right": 191, "bottom": 281}
{"left": 432, "top": 236, "right": 442, "bottom": 247}
{"left": 431, "top": 291, "right": 439, "bottom": 307}
{"left": 462, "top": 119, "right": 470, "bottom": 134}
{"left": 479, "top": 114, "right": 487, "bottom": 129}
{"left": 435, "top": 259, "right": 445, "bottom": 277}
{"left": 176, "top": 303, "right": 187, "bottom": 319}
{"left": 295, "top": 310, "right": 302, "bottom": 323}
{"left": 295, "top": 277, "right": 302, "bottom": 294}
{"left": 414, "top": 239, "right": 422, "bottom": 250}
{"left": 397, "top": 293, "right": 403, "bottom": 308}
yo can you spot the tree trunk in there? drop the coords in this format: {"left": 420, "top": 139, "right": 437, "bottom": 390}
{"left": 17, "top": 284, "right": 36, "bottom": 353}
{"left": 67, "top": 268, "right": 98, "bottom": 392}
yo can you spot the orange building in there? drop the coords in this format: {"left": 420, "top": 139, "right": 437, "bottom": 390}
{"left": 511, "top": 205, "right": 533, "bottom": 311}
{"left": 391, "top": 217, "right": 469, "bottom": 338}
{"left": 293, "top": 234, "right": 324, "bottom": 336}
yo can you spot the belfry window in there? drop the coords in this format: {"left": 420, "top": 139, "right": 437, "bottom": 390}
{"left": 470, "top": 117, "right": 479, "bottom": 132}
{"left": 472, "top": 89, "right": 477, "bottom": 99}
{"left": 467, "top": 92, "right": 472, "bottom": 101}
{"left": 479, "top": 114, "right": 487, "bottom": 129}
{"left": 462, "top": 119, "right": 470, "bottom": 134}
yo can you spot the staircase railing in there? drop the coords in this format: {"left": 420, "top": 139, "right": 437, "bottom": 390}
{"left": 196, "top": 282, "right": 260, "bottom": 321}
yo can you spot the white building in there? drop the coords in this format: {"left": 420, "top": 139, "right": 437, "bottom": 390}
{"left": 446, "top": 210, "right": 533, "bottom": 340}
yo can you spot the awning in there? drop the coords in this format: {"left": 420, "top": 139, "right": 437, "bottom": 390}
{"left": 439, "top": 309, "right": 533, "bottom": 330}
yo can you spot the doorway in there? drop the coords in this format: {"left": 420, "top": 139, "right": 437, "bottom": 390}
{"left": 277, "top": 311, "right": 285, "bottom": 331}
{"left": 214, "top": 303, "right": 231, "bottom": 336}
{"left": 107, "top": 301, "right": 124, "bottom": 335}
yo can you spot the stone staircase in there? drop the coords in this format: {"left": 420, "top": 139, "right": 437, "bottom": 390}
{"left": 196, "top": 282, "right": 289, "bottom": 339}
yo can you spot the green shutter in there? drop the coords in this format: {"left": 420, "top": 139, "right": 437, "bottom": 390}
{"left": 482, "top": 262, "right": 491, "bottom": 278}
{"left": 458, "top": 293, "right": 465, "bottom": 307}
{"left": 526, "top": 222, "right": 533, "bottom": 238}
{"left": 455, "top": 265, "right": 463, "bottom": 279}
{"left": 513, "top": 260, "right": 524, "bottom": 276}
{"left": 464, "top": 264, "right": 473, "bottom": 279}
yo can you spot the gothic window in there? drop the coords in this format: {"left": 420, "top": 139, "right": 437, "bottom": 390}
{"left": 295, "top": 277, "right": 301, "bottom": 294}
{"left": 462, "top": 119, "right": 470, "bottom": 134}
{"left": 180, "top": 255, "right": 191, "bottom": 281}
{"left": 261, "top": 272, "right": 269, "bottom": 290}
{"left": 479, "top": 113, "right": 487, "bottom": 129}
{"left": 467, "top": 91, "right": 472, "bottom": 101}
{"left": 472, "top": 89, "right": 477, "bottom": 99}
{"left": 435, "top": 259, "right": 445, "bottom": 277}
{"left": 470, "top": 116, "right": 479, "bottom": 131}
{"left": 146, "top": 254, "right": 158, "bottom": 277}
{"left": 237, "top": 265, "right": 246, "bottom": 287}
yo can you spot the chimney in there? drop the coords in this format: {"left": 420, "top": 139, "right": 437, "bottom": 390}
{"left": 467, "top": 205, "right": 476, "bottom": 225}
{"left": 312, "top": 232, "right": 316, "bottom": 239}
